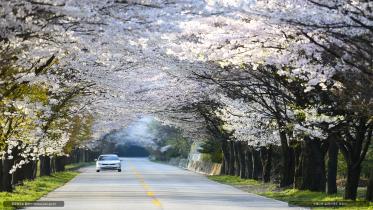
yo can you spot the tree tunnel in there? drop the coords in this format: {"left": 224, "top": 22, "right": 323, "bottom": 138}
{"left": 115, "top": 144, "right": 150, "bottom": 157}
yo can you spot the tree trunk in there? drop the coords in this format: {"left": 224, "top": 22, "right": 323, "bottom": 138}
{"left": 366, "top": 168, "right": 373, "bottom": 202}
{"left": 228, "top": 141, "right": 235, "bottom": 175}
{"left": 33, "top": 160, "right": 38, "bottom": 179}
{"left": 327, "top": 137, "right": 338, "bottom": 194}
{"left": 239, "top": 142, "right": 247, "bottom": 179}
{"left": 40, "top": 156, "right": 45, "bottom": 176}
{"left": 51, "top": 157, "right": 56, "bottom": 173}
{"left": 252, "top": 148, "right": 261, "bottom": 180}
{"left": 81, "top": 150, "right": 84, "bottom": 162}
{"left": 221, "top": 140, "right": 230, "bottom": 175}
{"left": 0, "top": 160, "right": 3, "bottom": 191}
{"left": 12, "top": 164, "right": 24, "bottom": 186}
{"left": 23, "top": 161, "right": 32, "bottom": 180}
{"left": 1, "top": 154, "right": 13, "bottom": 192}
{"left": 55, "top": 156, "right": 66, "bottom": 172}
{"left": 220, "top": 155, "right": 226, "bottom": 175}
{"left": 300, "top": 137, "right": 326, "bottom": 192}
{"left": 233, "top": 141, "right": 241, "bottom": 176}
{"left": 341, "top": 118, "right": 371, "bottom": 200}
{"left": 344, "top": 164, "right": 361, "bottom": 200}
{"left": 245, "top": 148, "right": 253, "bottom": 179}
{"left": 80, "top": 149, "right": 85, "bottom": 162}
{"left": 23, "top": 161, "right": 36, "bottom": 180}
{"left": 40, "top": 156, "right": 51, "bottom": 176}
{"left": 279, "top": 130, "right": 295, "bottom": 187}
{"left": 88, "top": 150, "right": 92, "bottom": 162}
{"left": 11, "top": 148, "right": 24, "bottom": 186}
{"left": 76, "top": 149, "right": 80, "bottom": 162}
{"left": 260, "top": 146, "right": 272, "bottom": 183}
{"left": 293, "top": 143, "right": 303, "bottom": 189}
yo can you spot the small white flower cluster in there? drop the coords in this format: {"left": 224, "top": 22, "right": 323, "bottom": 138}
{"left": 215, "top": 94, "right": 281, "bottom": 147}
{"left": 291, "top": 107, "right": 345, "bottom": 140}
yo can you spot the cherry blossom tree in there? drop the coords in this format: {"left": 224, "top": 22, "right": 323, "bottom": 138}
{"left": 1, "top": 0, "right": 371, "bottom": 200}
{"left": 163, "top": 0, "right": 372, "bottom": 198}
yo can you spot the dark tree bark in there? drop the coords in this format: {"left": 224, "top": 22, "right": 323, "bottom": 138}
{"left": 10, "top": 147, "right": 24, "bottom": 186}
{"left": 245, "top": 147, "right": 253, "bottom": 179}
{"left": 80, "top": 149, "right": 85, "bottom": 162}
{"left": 366, "top": 168, "right": 373, "bottom": 202}
{"left": 39, "top": 156, "right": 45, "bottom": 176}
{"left": 12, "top": 165, "right": 24, "bottom": 186}
{"left": 45, "top": 156, "right": 52, "bottom": 175}
{"left": 221, "top": 140, "right": 230, "bottom": 175}
{"left": 75, "top": 149, "right": 80, "bottom": 163}
{"left": 23, "top": 161, "right": 36, "bottom": 180}
{"left": 1, "top": 154, "right": 13, "bottom": 192}
{"left": 85, "top": 150, "right": 89, "bottom": 162}
{"left": 339, "top": 119, "right": 371, "bottom": 200}
{"left": 23, "top": 162, "right": 32, "bottom": 180}
{"left": 239, "top": 142, "right": 248, "bottom": 179}
{"left": 221, "top": 158, "right": 226, "bottom": 175}
{"left": 260, "top": 146, "right": 273, "bottom": 183}
{"left": 33, "top": 160, "right": 38, "bottom": 179}
{"left": 55, "top": 156, "right": 66, "bottom": 172}
{"left": 228, "top": 141, "right": 235, "bottom": 175}
{"left": 252, "top": 148, "right": 262, "bottom": 180}
{"left": 81, "top": 149, "right": 85, "bottom": 162}
{"left": 40, "top": 156, "right": 51, "bottom": 176}
{"left": 293, "top": 143, "right": 303, "bottom": 189}
{"left": 279, "top": 130, "right": 295, "bottom": 187}
{"left": 300, "top": 137, "right": 326, "bottom": 192}
{"left": 327, "top": 137, "right": 338, "bottom": 194}
{"left": 345, "top": 165, "right": 361, "bottom": 200}
{"left": 51, "top": 157, "right": 56, "bottom": 173}
{"left": 233, "top": 141, "right": 241, "bottom": 176}
{"left": 0, "top": 160, "right": 3, "bottom": 191}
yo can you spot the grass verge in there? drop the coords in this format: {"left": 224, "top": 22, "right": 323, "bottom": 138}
{"left": 65, "top": 162, "right": 94, "bottom": 171}
{"left": 208, "top": 175, "right": 373, "bottom": 210}
{"left": 0, "top": 162, "right": 93, "bottom": 210}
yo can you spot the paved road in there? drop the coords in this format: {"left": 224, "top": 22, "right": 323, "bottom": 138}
{"left": 28, "top": 158, "right": 303, "bottom": 210}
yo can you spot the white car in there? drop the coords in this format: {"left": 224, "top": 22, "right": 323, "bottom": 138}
{"left": 95, "top": 154, "right": 122, "bottom": 172}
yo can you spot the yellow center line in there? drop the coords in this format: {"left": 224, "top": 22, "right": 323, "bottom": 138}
{"left": 129, "top": 164, "right": 163, "bottom": 209}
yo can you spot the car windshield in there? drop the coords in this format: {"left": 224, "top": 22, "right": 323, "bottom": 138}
{"left": 98, "top": 156, "right": 119, "bottom": 161}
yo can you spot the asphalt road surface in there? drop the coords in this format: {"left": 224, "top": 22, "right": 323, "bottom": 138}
{"left": 27, "top": 158, "right": 304, "bottom": 210}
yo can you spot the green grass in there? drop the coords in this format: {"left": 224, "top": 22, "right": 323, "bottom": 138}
{"left": 209, "top": 175, "right": 262, "bottom": 186}
{"left": 208, "top": 175, "right": 373, "bottom": 210}
{"left": 208, "top": 175, "right": 277, "bottom": 194}
{"left": 65, "top": 162, "right": 94, "bottom": 170}
{"left": 262, "top": 189, "right": 372, "bottom": 210}
{"left": 0, "top": 162, "right": 93, "bottom": 210}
